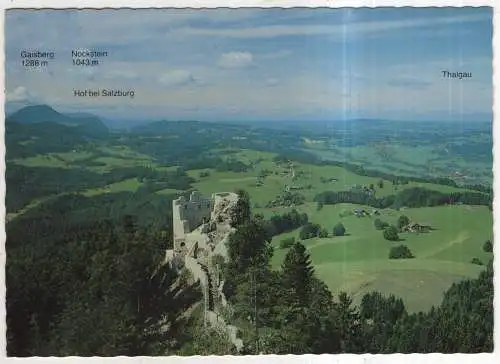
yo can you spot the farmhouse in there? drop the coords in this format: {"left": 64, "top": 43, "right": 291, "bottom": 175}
{"left": 284, "top": 184, "right": 303, "bottom": 192}
{"left": 402, "top": 222, "right": 432, "bottom": 233}
{"left": 354, "top": 208, "right": 370, "bottom": 217}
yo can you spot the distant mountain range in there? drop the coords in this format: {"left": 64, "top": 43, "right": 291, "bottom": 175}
{"left": 5, "top": 104, "right": 491, "bottom": 139}
{"left": 6, "top": 104, "right": 109, "bottom": 136}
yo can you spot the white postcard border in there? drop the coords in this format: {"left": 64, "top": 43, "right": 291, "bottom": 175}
{"left": 0, "top": 1, "right": 497, "bottom": 364}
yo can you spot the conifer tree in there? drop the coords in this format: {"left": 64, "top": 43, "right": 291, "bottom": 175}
{"left": 334, "top": 292, "right": 363, "bottom": 353}
{"left": 281, "top": 242, "right": 314, "bottom": 308}
{"left": 226, "top": 218, "right": 272, "bottom": 274}
{"left": 232, "top": 189, "right": 251, "bottom": 227}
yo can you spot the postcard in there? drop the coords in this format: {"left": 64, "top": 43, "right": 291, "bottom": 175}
{"left": 2, "top": 3, "right": 495, "bottom": 360}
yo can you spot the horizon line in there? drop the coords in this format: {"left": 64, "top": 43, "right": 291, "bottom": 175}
{"left": 6, "top": 103, "right": 493, "bottom": 125}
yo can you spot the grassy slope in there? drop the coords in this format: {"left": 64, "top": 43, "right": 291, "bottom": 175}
{"left": 314, "top": 260, "right": 484, "bottom": 313}
{"left": 11, "top": 154, "right": 75, "bottom": 169}
{"left": 82, "top": 178, "right": 143, "bottom": 197}
{"left": 89, "top": 146, "right": 158, "bottom": 173}
{"left": 265, "top": 203, "right": 492, "bottom": 312}
{"left": 10, "top": 146, "right": 157, "bottom": 173}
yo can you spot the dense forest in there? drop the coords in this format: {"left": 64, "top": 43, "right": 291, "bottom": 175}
{"left": 314, "top": 187, "right": 492, "bottom": 210}
{"left": 6, "top": 190, "right": 189, "bottom": 356}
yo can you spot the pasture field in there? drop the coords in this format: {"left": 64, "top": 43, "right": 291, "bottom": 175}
{"left": 54, "top": 150, "right": 95, "bottom": 162}
{"left": 91, "top": 156, "right": 150, "bottom": 172}
{"left": 11, "top": 154, "right": 77, "bottom": 169}
{"left": 266, "top": 204, "right": 492, "bottom": 264}
{"left": 82, "top": 178, "right": 143, "bottom": 197}
{"left": 87, "top": 146, "right": 158, "bottom": 172}
{"left": 156, "top": 187, "right": 185, "bottom": 195}
{"left": 10, "top": 146, "right": 158, "bottom": 173}
{"left": 261, "top": 204, "right": 493, "bottom": 311}
{"left": 191, "top": 169, "right": 285, "bottom": 206}
{"left": 314, "top": 260, "right": 483, "bottom": 313}
{"left": 88, "top": 146, "right": 158, "bottom": 173}
{"left": 97, "top": 145, "right": 154, "bottom": 161}
{"left": 263, "top": 203, "right": 492, "bottom": 312}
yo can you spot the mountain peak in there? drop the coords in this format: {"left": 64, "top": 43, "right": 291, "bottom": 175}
{"left": 21, "top": 104, "right": 58, "bottom": 113}
{"left": 7, "top": 104, "right": 64, "bottom": 124}
{"left": 6, "top": 104, "right": 109, "bottom": 136}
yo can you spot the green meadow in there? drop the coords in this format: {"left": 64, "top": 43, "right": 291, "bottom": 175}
{"left": 82, "top": 178, "right": 143, "bottom": 197}
{"left": 263, "top": 203, "right": 491, "bottom": 312}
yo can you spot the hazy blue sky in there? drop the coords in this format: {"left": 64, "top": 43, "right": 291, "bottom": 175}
{"left": 5, "top": 7, "right": 493, "bottom": 122}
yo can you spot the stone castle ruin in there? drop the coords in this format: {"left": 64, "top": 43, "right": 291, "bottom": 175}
{"left": 171, "top": 191, "right": 214, "bottom": 257}
{"left": 166, "top": 191, "right": 243, "bottom": 352}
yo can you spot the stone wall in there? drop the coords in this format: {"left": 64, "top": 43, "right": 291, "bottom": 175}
{"left": 172, "top": 191, "right": 213, "bottom": 255}
{"left": 184, "top": 256, "right": 243, "bottom": 352}
{"left": 184, "top": 256, "right": 208, "bottom": 287}
{"left": 180, "top": 191, "right": 213, "bottom": 231}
